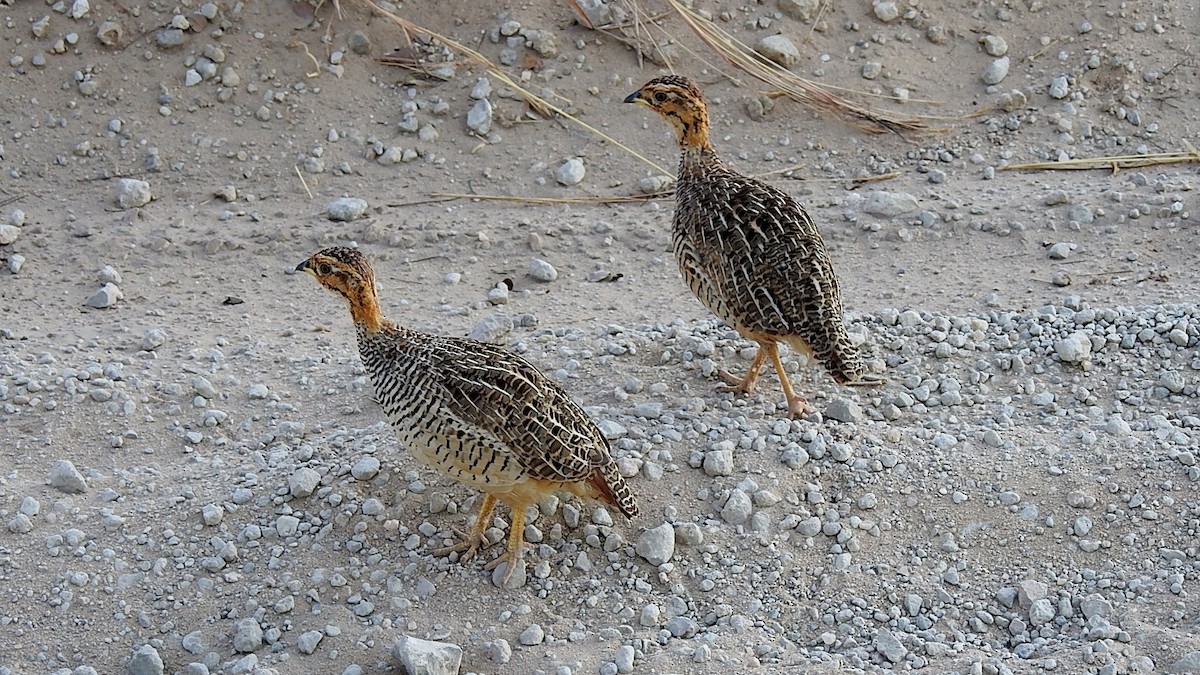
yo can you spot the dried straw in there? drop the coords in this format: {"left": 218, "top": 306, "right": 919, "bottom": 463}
{"left": 661, "top": 0, "right": 941, "bottom": 135}
{"left": 1001, "top": 143, "right": 1200, "bottom": 173}
{"left": 350, "top": 0, "right": 670, "bottom": 174}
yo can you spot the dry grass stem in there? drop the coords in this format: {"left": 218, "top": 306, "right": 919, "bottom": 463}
{"left": 353, "top": 0, "right": 670, "bottom": 174}
{"left": 1001, "top": 145, "right": 1200, "bottom": 173}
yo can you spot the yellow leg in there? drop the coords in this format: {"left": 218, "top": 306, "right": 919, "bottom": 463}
{"left": 433, "top": 493, "right": 497, "bottom": 563}
{"left": 766, "top": 343, "right": 813, "bottom": 418}
{"left": 716, "top": 346, "right": 768, "bottom": 394}
{"left": 484, "top": 499, "right": 528, "bottom": 587}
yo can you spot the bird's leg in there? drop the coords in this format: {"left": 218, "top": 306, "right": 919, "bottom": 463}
{"left": 484, "top": 501, "right": 528, "bottom": 587}
{"left": 766, "top": 343, "right": 814, "bottom": 418}
{"left": 433, "top": 493, "right": 497, "bottom": 563}
{"left": 716, "top": 346, "right": 768, "bottom": 394}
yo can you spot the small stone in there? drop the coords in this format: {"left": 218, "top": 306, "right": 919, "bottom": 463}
{"left": 872, "top": 0, "right": 899, "bottom": 22}
{"left": 1048, "top": 242, "right": 1075, "bottom": 259}
{"left": 232, "top": 618, "right": 263, "bottom": 653}
{"left": 115, "top": 178, "right": 152, "bottom": 208}
{"left": 7, "top": 254, "right": 25, "bottom": 273}
{"left": 247, "top": 383, "right": 269, "bottom": 399}
{"left": 351, "top": 456, "right": 381, "bottom": 481}
{"left": 983, "top": 57, "right": 1010, "bottom": 85}
{"left": 468, "top": 312, "right": 514, "bottom": 342}
{"left": 529, "top": 258, "right": 558, "bottom": 282}
{"left": 128, "top": 644, "right": 165, "bottom": 675}
{"left": 297, "top": 630, "right": 323, "bottom": 655}
{"left": 96, "top": 20, "right": 123, "bottom": 46}
{"left": 664, "top": 616, "right": 699, "bottom": 638}
{"left": 1049, "top": 75, "right": 1069, "bottom": 99}
{"left": 466, "top": 99, "right": 493, "bottom": 135}
{"left": 184, "top": 69, "right": 202, "bottom": 86}
{"left": 721, "top": 488, "right": 753, "bottom": 525}
{"left": 825, "top": 398, "right": 863, "bottom": 423}
{"left": 470, "top": 77, "right": 492, "bottom": 100}
{"left": 348, "top": 30, "right": 371, "bottom": 55}
{"left": 69, "top": 0, "right": 89, "bottom": 19}
{"left": 778, "top": 0, "right": 820, "bottom": 21}
{"left": 861, "top": 62, "right": 882, "bottom": 80}
{"left": 1028, "top": 598, "right": 1055, "bottom": 626}
{"left": 484, "top": 638, "right": 512, "bottom": 664}
{"left": 289, "top": 467, "right": 321, "bottom": 498}
{"left": 555, "top": 158, "right": 586, "bottom": 186}
{"left": 50, "top": 459, "right": 87, "bottom": 493}
{"left": 615, "top": 644, "right": 635, "bottom": 673}
{"left": 1016, "top": 580, "right": 1048, "bottom": 608}
{"left": 201, "top": 504, "right": 224, "bottom": 526}
{"left": 325, "top": 197, "right": 368, "bottom": 222}
{"left": 757, "top": 35, "right": 800, "bottom": 68}
{"left": 518, "top": 623, "right": 545, "bottom": 646}
{"left": 982, "top": 35, "right": 1008, "bottom": 56}
{"left": 1055, "top": 332, "right": 1092, "bottom": 363}
{"left": 874, "top": 628, "right": 907, "bottom": 664}
{"left": 863, "top": 191, "right": 919, "bottom": 216}
{"left": 635, "top": 523, "right": 675, "bottom": 565}
{"left": 0, "top": 224, "right": 20, "bottom": 245}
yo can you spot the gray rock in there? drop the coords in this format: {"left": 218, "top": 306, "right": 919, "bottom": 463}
{"left": 982, "top": 57, "right": 1010, "bottom": 85}
{"left": 468, "top": 312, "right": 514, "bottom": 342}
{"left": 1028, "top": 597, "right": 1055, "bottom": 626}
{"left": 721, "top": 488, "right": 753, "bottom": 525}
{"left": 348, "top": 30, "right": 371, "bottom": 55}
{"left": 466, "top": 99, "right": 493, "bottom": 135}
{"left": 470, "top": 77, "right": 492, "bottom": 100}
{"left": 863, "top": 191, "right": 919, "bottom": 217}
{"left": 757, "top": 35, "right": 800, "bottom": 68}
{"left": 529, "top": 258, "right": 558, "bottom": 282}
{"left": 1049, "top": 75, "right": 1069, "bottom": 99}
{"left": 484, "top": 638, "right": 512, "bottom": 664}
{"left": 1169, "top": 652, "right": 1200, "bottom": 673}
{"left": 1048, "top": 241, "right": 1075, "bottom": 259}
{"left": 872, "top": 0, "right": 899, "bottom": 22}
{"left": 597, "top": 419, "right": 627, "bottom": 439}
{"left": 554, "top": 158, "right": 586, "bottom": 186}
{"left": 1055, "top": 332, "right": 1092, "bottom": 363}
{"left": 351, "top": 456, "right": 380, "bottom": 481}
{"left": 50, "top": 459, "right": 87, "bottom": 493}
{"left": 85, "top": 283, "right": 122, "bottom": 309}
{"left": 8, "top": 253, "right": 25, "bottom": 273}
{"left": 98, "top": 265, "right": 122, "bottom": 284}
{"left": 779, "top": 0, "right": 820, "bottom": 21}
{"left": 96, "top": 20, "right": 123, "bottom": 46}
{"left": 573, "top": 0, "right": 625, "bottom": 27}
{"left": 1016, "top": 580, "right": 1048, "bottom": 608}
{"left": 825, "top": 398, "right": 863, "bottom": 423}
{"left": 874, "top": 628, "right": 907, "bottom": 663}
{"left": 518, "top": 623, "right": 545, "bottom": 646}
{"left": 703, "top": 449, "right": 734, "bottom": 476}
{"left": 297, "top": 630, "right": 323, "bottom": 655}
{"left": 289, "top": 467, "right": 321, "bottom": 498}
{"left": 1080, "top": 594, "right": 1112, "bottom": 619}
{"left": 982, "top": 35, "right": 1008, "bottom": 56}
{"left": 181, "top": 630, "right": 206, "bottom": 654}
{"left": 115, "top": 178, "right": 152, "bottom": 208}
{"left": 615, "top": 644, "right": 635, "bottom": 673}
{"left": 192, "top": 375, "right": 217, "bottom": 399}
{"left": 664, "top": 616, "right": 699, "bottom": 638}
{"left": 1068, "top": 204, "right": 1094, "bottom": 223}
{"left": 128, "top": 644, "right": 165, "bottom": 675}
{"left": 0, "top": 224, "right": 19, "bottom": 245}
{"left": 232, "top": 618, "right": 263, "bottom": 653}
{"left": 155, "top": 28, "right": 184, "bottom": 48}
{"left": 635, "top": 523, "right": 675, "bottom": 565}
{"left": 325, "top": 197, "right": 368, "bottom": 222}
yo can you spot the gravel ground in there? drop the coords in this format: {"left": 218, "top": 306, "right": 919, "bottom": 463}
{"left": 1, "top": 0, "right": 1198, "bottom": 673}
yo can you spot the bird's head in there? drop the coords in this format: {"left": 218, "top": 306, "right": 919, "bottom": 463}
{"left": 624, "top": 75, "right": 710, "bottom": 148}
{"left": 297, "top": 246, "right": 384, "bottom": 330}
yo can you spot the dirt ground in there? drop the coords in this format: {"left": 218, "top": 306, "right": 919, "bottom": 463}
{"left": 1, "top": 0, "right": 1199, "bottom": 673}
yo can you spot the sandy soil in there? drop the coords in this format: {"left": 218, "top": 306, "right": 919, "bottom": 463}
{"left": 1, "top": 0, "right": 1198, "bottom": 673}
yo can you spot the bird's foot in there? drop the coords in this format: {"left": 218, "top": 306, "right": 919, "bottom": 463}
{"left": 845, "top": 374, "right": 887, "bottom": 387}
{"left": 484, "top": 546, "right": 527, "bottom": 588}
{"left": 786, "top": 396, "right": 815, "bottom": 419}
{"left": 433, "top": 529, "right": 488, "bottom": 563}
{"left": 715, "top": 369, "right": 757, "bottom": 394}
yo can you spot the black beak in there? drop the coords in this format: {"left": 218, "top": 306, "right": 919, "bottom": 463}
{"left": 623, "top": 91, "right": 642, "bottom": 104}
{"left": 295, "top": 259, "right": 310, "bottom": 273}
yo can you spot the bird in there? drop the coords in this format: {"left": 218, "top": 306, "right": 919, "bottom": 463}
{"left": 625, "top": 75, "right": 872, "bottom": 418}
{"left": 297, "top": 246, "right": 638, "bottom": 586}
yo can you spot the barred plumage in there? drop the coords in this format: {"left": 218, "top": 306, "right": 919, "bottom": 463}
{"left": 626, "top": 75, "right": 870, "bottom": 417}
{"left": 298, "top": 247, "right": 637, "bottom": 586}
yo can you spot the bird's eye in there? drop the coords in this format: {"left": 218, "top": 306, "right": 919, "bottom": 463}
{"left": 317, "top": 263, "right": 333, "bottom": 275}
{"left": 653, "top": 92, "right": 667, "bottom": 103}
